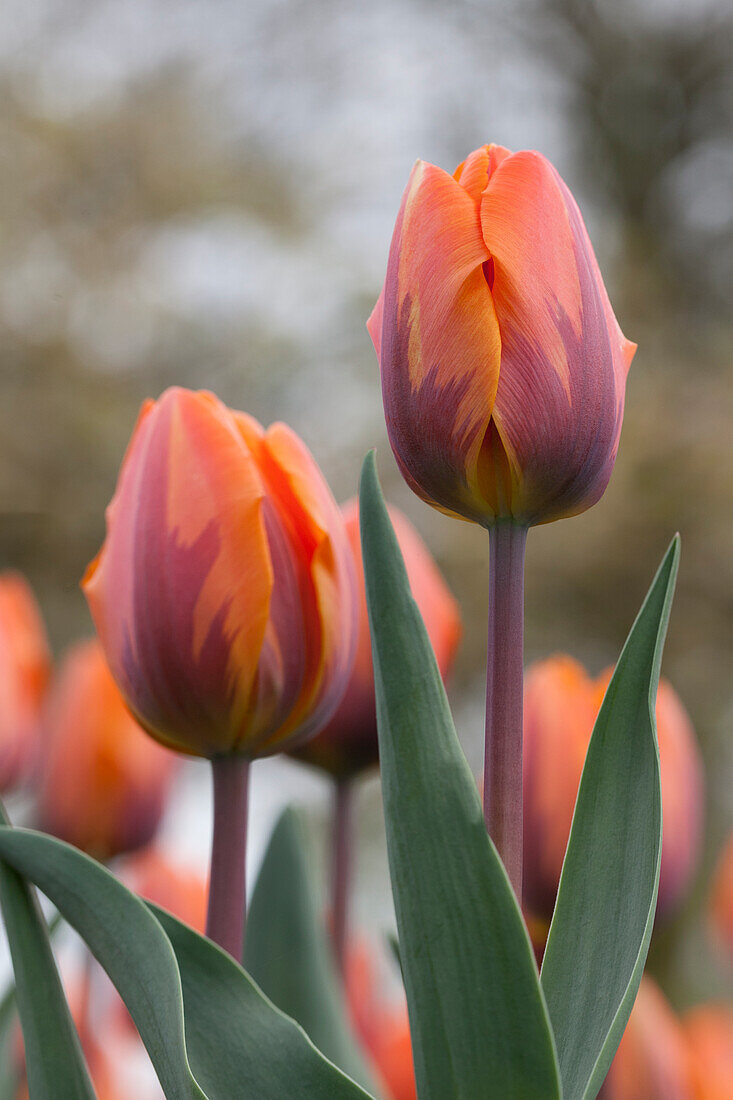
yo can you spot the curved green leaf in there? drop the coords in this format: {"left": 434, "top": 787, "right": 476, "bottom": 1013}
{"left": 0, "top": 804, "right": 96, "bottom": 1100}
{"left": 155, "top": 905, "right": 375, "bottom": 1100}
{"left": 0, "top": 825, "right": 206, "bottom": 1100}
{"left": 244, "top": 808, "right": 379, "bottom": 1094}
{"left": 540, "top": 537, "right": 680, "bottom": 1100}
{"left": 359, "top": 452, "right": 561, "bottom": 1100}
{"left": 0, "top": 824, "right": 375, "bottom": 1100}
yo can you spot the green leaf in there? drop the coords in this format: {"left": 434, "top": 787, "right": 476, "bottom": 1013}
{"left": 358, "top": 452, "right": 561, "bottom": 1100}
{"left": 0, "top": 824, "right": 375, "bottom": 1100}
{"left": 540, "top": 537, "right": 680, "bottom": 1100}
{"left": 0, "top": 803, "right": 96, "bottom": 1100}
{"left": 0, "top": 825, "right": 205, "bottom": 1100}
{"left": 244, "top": 808, "right": 379, "bottom": 1094}
{"left": 154, "top": 905, "right": 375, "bottom": 1100}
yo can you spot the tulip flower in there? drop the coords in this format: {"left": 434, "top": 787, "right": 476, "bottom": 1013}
{"left": 683, "top": 1004, "right": 733, "bottom": 1100}
{"left": 288, "top": 498, "right": 460, "bottom": 970}
{"left": 347, "top": 942, "right": 416, "bottom": 1100}
{"left": 523, "top": 656, "right": 703, "bottom": 925}
{"left": 36, "top": 640, "right": 176, "bottom": 861}
{"left": 600, "top": 978, "right": 693, "bottom": 1099}
{"left": 83, "top": 387, "right": 356, "bottom": 957}
{"left": 0, "top": 572, "right": 51, "bottom": 793}
{"left": 369, "top": 144, "right": 635, "bottom": 894}
{"left": 710, "top": 833, "right": 733, "bottom": 963}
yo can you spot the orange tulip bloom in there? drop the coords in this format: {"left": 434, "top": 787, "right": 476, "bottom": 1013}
{"left": 710, "top": 833, "right": 733, "bottom": 963}
{"left": 601, "top": 978, "right": 694, "bottom": 1099}
{"left": 347, "top": 942, "right": 416, "bottom": 1100}
{"left": 83, "top": 387, "right": 357, "bottom": 760}
{"left": 523, "top": 656, "right": 703, "bottom": 923}
{"left": 36, "top": 640, "right": 175, "bottom": 860}
{"left": 684, "top": 1005, "right": 733, "bottom": 1100}
{"left": 0, "top": 572, "right": 51, "bottom": 792}
{"left": 289, "top": 498, "right": 461, "bottom": 778}
{"left": 369, "top": 144, "right": 635, "bottom": 527}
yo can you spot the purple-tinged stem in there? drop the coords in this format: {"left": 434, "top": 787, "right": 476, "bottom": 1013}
{"left": 206, "top": 755, "right": 250, "bottom": 960}
{"left": 482, "top": 521, "right": 528, "bottom": 902}
{"left": 331, "top": 776, "right": 353, "bottom": 977}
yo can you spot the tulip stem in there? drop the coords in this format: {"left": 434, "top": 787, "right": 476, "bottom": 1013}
{"left": 206, "top": 755, "right": 250, "bottom": 961}
{"left": 483, "top": 521, "right": 528, "bottom": 901}
{"left": 331, "top": 776, "right": 353, "bottom": 977}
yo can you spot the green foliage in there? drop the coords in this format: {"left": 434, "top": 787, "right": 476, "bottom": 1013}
{"left": 156, "top": 905, "right": 373, "bottom": 1099}
{"left": 359, "top": 452, "right": 562, "bottom": 1100}
{"left": 0, "top": 805, "right": 96, "bottom": 1100}
{"left": 244, "top": 807, "right": 379, "bottom": 1094}
{"left": 0, "top": 827, "right": 368, "bottom": 1100}
{"left": 541, "top": 537, "right": 680, "bottom": 1100}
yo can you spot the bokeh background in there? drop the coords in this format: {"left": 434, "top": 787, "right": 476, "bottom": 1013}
{"left": 1, "top": 0, "right": 732, "bottom": 1042}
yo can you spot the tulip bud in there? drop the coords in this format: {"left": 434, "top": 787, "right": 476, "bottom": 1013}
{"left": 369, "top": 144, "right": 636, "bottom": 527}
{"left": 523, "top": 656, "right": 703, "bottom": 924}
{"left": 710, "top": 833, "right": 733, "bottom": 963}
{"left": 683, "top": 1004, "right": 733, "bottom": 1099}
{"left": 0, "top": 572, "right": 51, "bottom": 792}
{"left": 601, "top": 978, "right": 694, "bottom": 1099}
{"left": 36, "top": 640, "right": 175, "bottom": 860}
{"left": 83, "top": 387, "right": 357, "bottom": 760}
{"left": 289, "top": 498, "right": 461, "bottom": 778}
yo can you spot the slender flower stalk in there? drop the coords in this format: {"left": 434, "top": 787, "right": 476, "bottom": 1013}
{"left": 331, "top": 777, "right": 353, "bottom": 976}
{"left": 206, "top": 756, "right": 250, "bottom": 960}
{"left": 483, "top": 522, "right": 527, "bottom": 901}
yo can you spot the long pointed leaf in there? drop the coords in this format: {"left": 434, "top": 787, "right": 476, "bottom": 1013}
{"left": 359, "top": 452, "right": 561, "bottom": 1100}
{"left": 155, "top": 905, "right": 375, "bottom": 1100}
{"left": 0, "top": 804, "right": 96, "bottom": 1100}
{"left": 244, "top": 808, "right": 379, "bottom": 1094}
{"left": 0, "top": 826, "right": 206, "bottom": 1100}
{"left": 540, "top": 537, "right": 680, "bottom": 1100}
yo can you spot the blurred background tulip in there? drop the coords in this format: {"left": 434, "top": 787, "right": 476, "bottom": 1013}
{"left": 599, "top": 977, "right": 694, "bottom": 1099}
{"left": 369, "top": 144, "right": 635, "bottom": 529}
{"left": 84, "top": 386, "right": 356, "bottom": 762}
{"left": 36, "top": 639, "right": 176, "bottom": 861}
{"left": 290, "top": 498, "right": 461, "bottom": 779}
{"left": 523, "top": 656, "right": 704, "bottom": 928}
{"left": 710, "top": 834, "right": 733, "bottom": 965}
{"left": 0, "top": 573, "right": 51, "bottom": 793}
{"left": 120, "top": 846, "right": 207, "bottom": 934}
{"left": 684, "top": 1004, "right": 733, "bottom": 1100}
{"left": 346, "top": 942, "right": 416, "bottom": 1100}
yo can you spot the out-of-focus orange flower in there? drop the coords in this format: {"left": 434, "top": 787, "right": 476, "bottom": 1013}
{"left": 368, "top": 144, "right": 635, "bottom": 528}
{"left": 36, "top": 640, "right": 176, "bottom": 860}
{"left": 710, "top": 834, "right": 733, "bottom": 964}
{"left": 523, "top": 656, "right": 703, "bottom": 924}
{"left": 346, "top": 943, "right": 416, "bottom": 1100}
{"left": 600, "top": 978, "right": 694, "bottom": 1099}
{"left": 683, "top": 1004, "right": 733, "bottom": 1100}
{"left": 120, "top": 847, "right": 207, "bottom": 933}
{"left": 83, "top": 387, "right": 356, "bottom": 760}
{"left": 0, "top": 572, "right": 51, "bottom": 792}
{"left": 289, "top": 499, "right": 461, "bottom": 777}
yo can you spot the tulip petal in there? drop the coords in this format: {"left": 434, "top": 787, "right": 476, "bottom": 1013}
{"left": 378, "top": 161, "right": 503, "bottom": 522}
{"left": 453, "top": 143, "right": 512, "bottom": 206}
{"left": 252, "top": 423, "right": 357, "bottom": 753}
{"left": 481, "top": 151, "right": 633, "bottom": 523}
